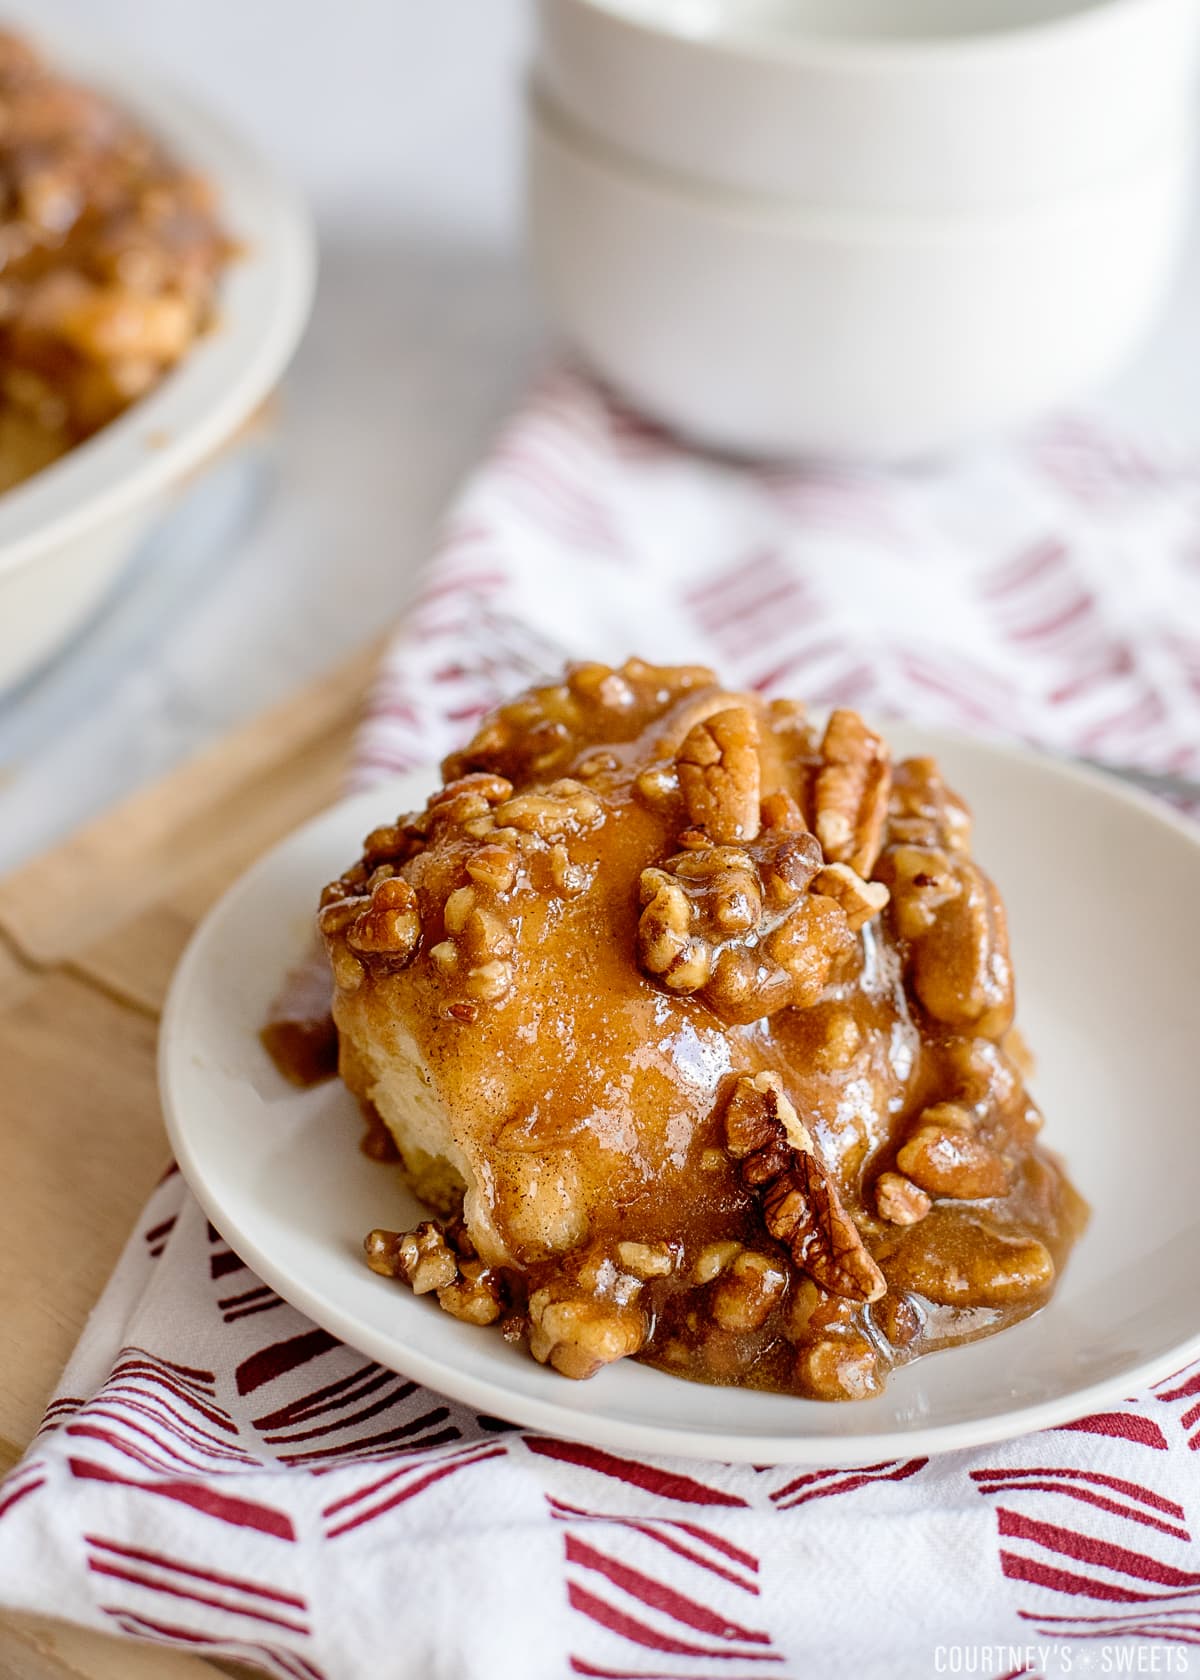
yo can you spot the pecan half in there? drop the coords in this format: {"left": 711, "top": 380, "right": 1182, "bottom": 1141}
{"left": 723, "top": 1073, "right": 885, "bottom": 1303}
{"left": 876, "top": 757, "right": 1012, "bottom": 1038}
{"left": 878, "top": 844, "right": 1014, "bottom": 1038}
{"left": 882, "top": 1209, "right": 1055, "bottom": 1308}
{"left": 675, "top": 705, "right": 761, "bottom": 845}
{"left": 813, "top": 710, "right": 891, "bottom": 876}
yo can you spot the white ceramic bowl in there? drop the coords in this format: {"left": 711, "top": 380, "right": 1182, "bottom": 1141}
{"left": 526, "top": 87, "right": 1194, "bottom": 460}
{"left": 537, "top": 0, "right": 1200, "bottom": 212}
{"left": 0, "top": 30, "right": 315, "bottom": 696}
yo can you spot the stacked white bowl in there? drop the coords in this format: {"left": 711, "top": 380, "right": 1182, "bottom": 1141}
{"left": 527, "top": 0, "right": 1200, "bottom": 459}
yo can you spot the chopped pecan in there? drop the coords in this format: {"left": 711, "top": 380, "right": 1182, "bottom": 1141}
{"left": 632, "top": 760, "right": 681, "bottom": 813}
{"left": 693, "top": 1240, "right": 743, "bottom": 1283}
{"left": 428, "top": 880, "right": 517, "bottom": 1006}
{"left": 915, "top": 1099, "right": 977, "bottom": 1131}
{"left": 615, "top": 1240, "right": 676, "bottom": 1279}
{"left": 343, "top": 877, "right": 422, "bottom": 959}
{"left": 794, "top": 1332, "right": 883, "bottom": 1402}
{"left": 766, "top": 696, "right": 810, "bottom": 734}
{"left": 364, "top": 1221, "right": 506, "bottom": 1323}
{"left": 465, "top": 844, "right": 519, "bottom": 893}
{"left": 364, "top": 1221, "right": 458, "bottom": 1294}
{"left": 810, "top": 1007, "right": 863, "bottom": 1072}
{"left": 759, "top": 789, "right": 807, "bottom": 832}
{"left": 723, "top": 1073, "right": 886, "bottom": 1303}
{"left": 886, "top": 756, "right": 972, "bottom": 852}
{"left": 359, "top": 818, "right": 426, "bottom": 873}
{"left": 637, "top": 870, "right": 712, "bottom": 993}
{"left": 425, "top": 774, "right": 515, "bottom": 834}
{"left": 316, "top": 889, "right": 370, "bottom": 939}
{"left": 811, "top": 862, "right": 889, "bottom": 932}
{"left": 787, "top": 1276, "right": 886, "bottom": 1400}
{"left": 710, "top": 1250, "right": 788, "bottom": 1331}
{"left": 1002, "top": 1025, "right": 1036, "bottom": 1081}
{"left": 813, "top": 710, "right": 891, "bottom": 876}
{"left": 527, "top": 1283, "right": 647, "bottom": 1380}
{"left": 875, "top": 1171, "right": 932, "bottom": 1226}
{"left": 328, "top": 945, "right": 365, "bottom": 992}
{"left": 897, "top": 1117, "right": 1009, "bottom": 1199}
{"left": 319, "top": 773, "right": 515, "bottom": 959}
{"left": 437, "top": 1258, "right": 506, "bottom": 1325}
{"left": 319, "top": 874, "right": 422, "bottom": 989}
{"left": 675, "top": 705, "right": 761, "bottom": 845}
{"left": 636, "top": 827, "right": 858, "bottom": 1024}
{"left": 787, "top": 1276, "right": 856, "bottom": 1340}
{"left": 549, "top": 842, "right": 594, "bottom": 899}
{"left": 443, "top": 659, "right": 717, "bottom": 784}
{"left": 567, "top": 662, "right": 638, "bottom": 713}
{"left": 492, "top": 779, "right": 602, "bottom": 842}
{"left": 871, "top": 1290, "right": 922, "bottom": 1348}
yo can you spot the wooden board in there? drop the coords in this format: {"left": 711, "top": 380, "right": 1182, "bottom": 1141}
{"left": 0, "top": 639, "right": 385, "bottom": 1678}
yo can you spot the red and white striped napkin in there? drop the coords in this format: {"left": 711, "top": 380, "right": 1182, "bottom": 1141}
{"left": 3, "top": 366, "right": 1200, "bottom": 1680}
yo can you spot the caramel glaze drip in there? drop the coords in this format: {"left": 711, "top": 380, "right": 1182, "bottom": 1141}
{"left": 314, "top": 661, "right": 1088, "bottom": 1401}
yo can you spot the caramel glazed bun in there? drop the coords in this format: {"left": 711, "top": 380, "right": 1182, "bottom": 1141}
{"left": 318, "top": 660, "right": 1086, "bottom": 1401}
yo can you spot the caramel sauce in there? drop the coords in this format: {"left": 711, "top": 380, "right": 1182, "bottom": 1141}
{"left": 259, "top": 948, "right": 338, "bottom": 1089}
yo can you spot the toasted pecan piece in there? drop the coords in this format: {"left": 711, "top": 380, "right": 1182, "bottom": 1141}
{"left": 875, "top": 1171, "right": 932, "bottom": 1226}
{"left": 897, "top": 1118, "right": 1009, "bottom": 1200}
{"left": 365, "top": 1221, "right": 507, "bottom": 1325}
{"left": 878, "top": 841, "right": 1014, "bottom": 1039}
{"left": 636, "top": 827, "right": 859, "bottom": 1024}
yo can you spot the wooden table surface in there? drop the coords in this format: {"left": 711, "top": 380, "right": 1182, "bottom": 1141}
{"left": 0, "top": 643, "right": 381, "bottom": 1679}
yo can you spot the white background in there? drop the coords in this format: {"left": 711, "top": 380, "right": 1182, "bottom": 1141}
{"left": 1, "top": 0, "right": 1198, "bottom": 866}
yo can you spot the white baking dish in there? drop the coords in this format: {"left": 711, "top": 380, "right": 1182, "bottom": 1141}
{"left": 527, "top": 85, "right": 1193, "bottom": 460}
{"left": 0, "top": 30, "right": 315, "bottom": 695}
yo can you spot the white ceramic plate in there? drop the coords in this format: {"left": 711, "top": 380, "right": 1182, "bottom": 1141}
{"left": 159, "top": 728, "right": 1200, "bottom": 1464}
